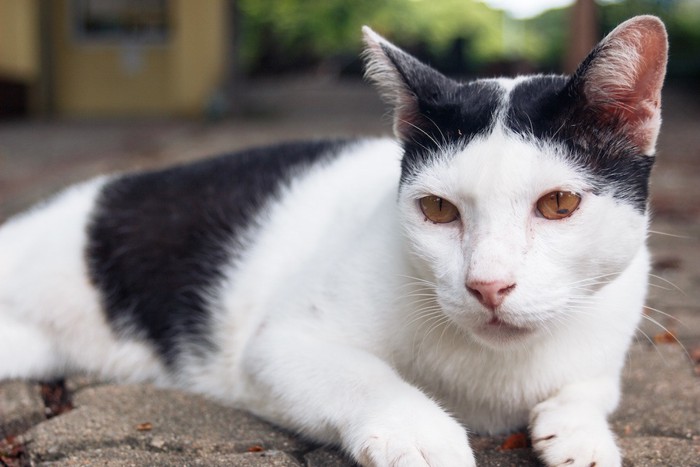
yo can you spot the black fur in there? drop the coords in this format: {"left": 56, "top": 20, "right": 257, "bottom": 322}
{"left": 505, "top": 76, "right": 653, "bottom": 212}
{"left": 374, "top": 43, "right": 501, "bottom": 185}
{"left": 86, "top": 139, "right": 350, "bottom": 366}
{"left": 400, "top": 80, "right": 503, "bottom": 185}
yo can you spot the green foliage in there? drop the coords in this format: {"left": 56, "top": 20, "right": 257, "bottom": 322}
{"left": 238, "top": 0, "right": 507, "bottom": 74}
{"left": 521, "top": 8, "right": 569, "bottom": 70}
{"left": 238, "top": 0, "right": 700, "bottom": 80}
{"left": 599, "top": 0, "right": 700, "bottom": 80}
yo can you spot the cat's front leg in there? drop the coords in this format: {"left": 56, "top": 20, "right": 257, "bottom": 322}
{"left": 241, "top": 327, "right": 475, "bottom": 467}
{"left": 529, "top": 378, "right": 622, "bottom": 467}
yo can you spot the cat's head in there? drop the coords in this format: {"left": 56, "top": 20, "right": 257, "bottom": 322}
{"left": 363, "top": 16, "right": 667, "bottom": 347}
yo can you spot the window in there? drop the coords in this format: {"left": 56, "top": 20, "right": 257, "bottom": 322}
{"left": 73, "top": 0, "right": 169, "bottom": 44}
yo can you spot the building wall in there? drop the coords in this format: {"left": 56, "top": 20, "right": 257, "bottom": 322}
{"left": 0, "top": 0, "right": 40, "bottom": 81}
{"left": 0, "top": 0, "right": 229, "bottom": 117}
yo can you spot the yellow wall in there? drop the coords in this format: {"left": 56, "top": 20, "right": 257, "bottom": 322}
{"left": 51, "top": 0, "right": 227, "bottom": 117}
{"left": 0, "top": 0, "right": 39, "bottom": 81}
{"left": 170, "top": 0, "right": 227, "bottom": 115}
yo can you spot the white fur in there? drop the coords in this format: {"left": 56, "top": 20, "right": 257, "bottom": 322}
{"left": 0, "top": 129, "right": 648, "bottom": 466}
{"left": 0, "top": 178, "right": 169, "bottom": 384}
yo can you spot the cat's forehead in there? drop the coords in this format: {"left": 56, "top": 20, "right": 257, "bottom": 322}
{"left": 405, "top": 76, "right": 580, "bottom": 192}
{"left": 412, "top": 128, "right": 588, "bottom": 203}
{"left": 402, "top": 74, "right": 652, "bottom": 212}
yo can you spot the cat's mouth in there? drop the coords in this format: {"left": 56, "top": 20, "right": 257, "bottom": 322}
{"left": 473, "top": 316, "right": 534, "bottom": 342}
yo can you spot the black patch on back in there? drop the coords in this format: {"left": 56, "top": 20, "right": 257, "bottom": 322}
{"left": 399, "top": 80, "right": 502, "bottom": 184}
{"left": 505, "top": 76, "right": 653, "bottom": 212}
{"left": 86, "top": 139, "right": 350, "bottom": 367}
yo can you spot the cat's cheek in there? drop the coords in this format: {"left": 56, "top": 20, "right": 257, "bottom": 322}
{"left": 403, "top": 218, "right": 466, "bottom": 277}
{"left": 574, "top": 196, "right": 648, "bottom": 271}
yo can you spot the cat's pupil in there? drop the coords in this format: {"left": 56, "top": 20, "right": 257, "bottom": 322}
{"left": 419, "top": 196, "right": 459, "bottom": 224}
{"left": 556, "top": 193, "right": 568, "bottom": 214}
{"left": 536, "top": 191, "right": 581, "bottom": 220}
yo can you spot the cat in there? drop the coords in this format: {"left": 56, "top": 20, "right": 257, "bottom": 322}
{"left": 0, "top": 15, "right": 667, "bottom": 467}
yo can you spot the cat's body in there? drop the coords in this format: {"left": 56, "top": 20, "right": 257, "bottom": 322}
{"left": 0, "top": 16, "right": 668, "bottom": 467}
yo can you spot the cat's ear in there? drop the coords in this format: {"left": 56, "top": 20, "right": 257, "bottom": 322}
{"left": 362, "top": 26, "right": 458, "bottom": 142}
{"left": 569, "top": 15, "right": 668, "bottom": 155}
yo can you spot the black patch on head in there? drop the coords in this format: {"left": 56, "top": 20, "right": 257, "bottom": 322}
{"left": 87, "top": 139, "right": 350, "bottom": 367}
{"left": 367, "top": 42, "right": 501, "bottom": 185}
{"left": 505, "top": 76, "right": 654, "bottom": 212}
{"left": 397, "top": 79, "right": 503, "bottom": 185}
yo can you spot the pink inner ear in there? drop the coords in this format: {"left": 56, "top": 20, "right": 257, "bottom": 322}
{"left": 583, "top": 17, "right": 668, "bottom": 154}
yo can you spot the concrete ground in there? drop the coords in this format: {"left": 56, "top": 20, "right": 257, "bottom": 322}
{"left": 1, "top": 79, "right": 699, "bottom": 466}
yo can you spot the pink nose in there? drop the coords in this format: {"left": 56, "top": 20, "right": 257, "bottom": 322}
{"left": 466, "top": 280, "right": 516, "bottom": 310}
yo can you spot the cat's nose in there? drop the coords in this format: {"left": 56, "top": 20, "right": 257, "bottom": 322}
{"left": 466, "top": 280, "right": 516, "bottom": 311}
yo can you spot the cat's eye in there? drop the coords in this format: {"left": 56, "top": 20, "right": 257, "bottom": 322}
{"left": 536, "top": 191, "right": 581, "bottom": 220}
{"left": 419, "top": 196, "right": 460, "bottom": 224}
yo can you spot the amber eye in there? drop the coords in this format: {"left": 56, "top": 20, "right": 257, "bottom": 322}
{"left": 536, "top": 191, "right": 581, "bottom": 220}
{"left": 419, "top": 196, "right": 460, "bottom": 224}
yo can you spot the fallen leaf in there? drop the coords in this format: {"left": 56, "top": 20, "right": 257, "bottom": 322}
{"left": 653, "top": 330, "right": 678, "bottom": 345}
{"left": 136, "top": 422, "right": 153, "bottom": 431}
{"left": 499, "top": 432, "right": 529, "bottom": 450}
{"left": 0, "top": 435, "right": 26, "bottom": 466}
{"left": 689, "top": 345, "right": 700, "bottom": 363}
{"left": 39, "top": 380, "right": 73, "bottom": 418}
{"left": 651, "top": 257, "right": 682, "bottom": 272}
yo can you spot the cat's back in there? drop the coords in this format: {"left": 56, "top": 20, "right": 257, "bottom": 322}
{"left": 0, "top": 137, "right": 402, "bottom": 379}
{"left": 88, "top": 137, "right": 402, "bottom": 363}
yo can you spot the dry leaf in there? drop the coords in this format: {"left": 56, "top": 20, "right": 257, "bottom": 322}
{"left": 136, "top": 422, "right": 153, "bottom": 431}
{"left": 653, "top": 330, "right": 677, "bottom": 345}
{"left": 689, "top": 345, "right": 700, "bottom": 363}
{"left": 499, "top": 432, "right": 529, "bottom": 450}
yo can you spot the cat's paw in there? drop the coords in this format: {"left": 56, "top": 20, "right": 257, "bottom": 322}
{"left": 530, "top": 400, "right": 621, "bottom": 467}
{"left": 348, "top": 401, "right": 475, "bottom": 467}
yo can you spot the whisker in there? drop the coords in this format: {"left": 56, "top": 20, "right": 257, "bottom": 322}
{"left": 399, "top": 119, "right": 440, "bottom": 149}
{"left": 639, "top": 314, "right": 690, "bottom": 359}
{"left": 648, "top": 273, "right": 687, "bottom": 296}
{"left": 633, "top": 328, "right": 668, "bottom": 364}
{"left": 647, "top": 283, "right": 673, "bottom": 291}
{"left": 421, "top": 113, "right": 447, "bottom": 147}
{"left": 642, "top": 305, "right": 687, "bottom": 327}
{"left": 564, "top": 272, "right": 623, "bottom": 287}
{"left": 647, "top": 230, "right": 693, "bottom": 239}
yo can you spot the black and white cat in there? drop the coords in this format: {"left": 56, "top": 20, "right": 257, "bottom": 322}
{"left": 0, "top": 16, "right": 668, "bottom": 467}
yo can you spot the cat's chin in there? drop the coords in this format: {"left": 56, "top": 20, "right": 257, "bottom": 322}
{"left": 469, "top": 317, "right": 535, "bottom": 347}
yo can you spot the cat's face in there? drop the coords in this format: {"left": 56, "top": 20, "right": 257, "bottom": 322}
{"left": 398, "top": 103, "right": 647, "bottom": 345}
{"left": 363, "top": 17, "right": 667, "bottom": 346}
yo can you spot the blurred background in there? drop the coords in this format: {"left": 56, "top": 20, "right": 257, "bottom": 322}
{"left": 0, "top": 0, "right": 698, "bottom": 350}
{"left": 0, "top": 0, "right": 699, "bottom": 220}
{"left": 1, "top": 0, "right": 698, "bottom": 119}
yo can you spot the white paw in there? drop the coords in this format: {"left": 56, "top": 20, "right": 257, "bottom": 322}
{"left": 348, "top": 399, "right": 475, "bottom": 467}
{"left": 530, "top": 400, "right": 621, "bottom": 467}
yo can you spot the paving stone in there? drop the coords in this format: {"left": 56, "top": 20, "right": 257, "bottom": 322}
{"left": 37, "top": 447, "right": 302, "bottom": 466}
{"left": 470, "top": 435, "right": 541, "bottom": 466}
{"left": 24, "top": 384, "right": 311, "bottom": 464}
{"left": 304, "top": 447, "right": 355, "bottom": 466}
{"left": 0, "top": 380, "right": 45, "bottom": 438}
{"left": 613, "top": 344, "right": 700, "bottom": 440}
{"left": 24, "top": 406, "right": 135, "bottom": 461}
{"left": 619, "top": 436, "right": 700, "bottom": 467}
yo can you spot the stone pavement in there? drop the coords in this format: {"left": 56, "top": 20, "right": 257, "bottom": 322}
{"left": 1, "top": 80, "right": 699, "bottom": 466}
